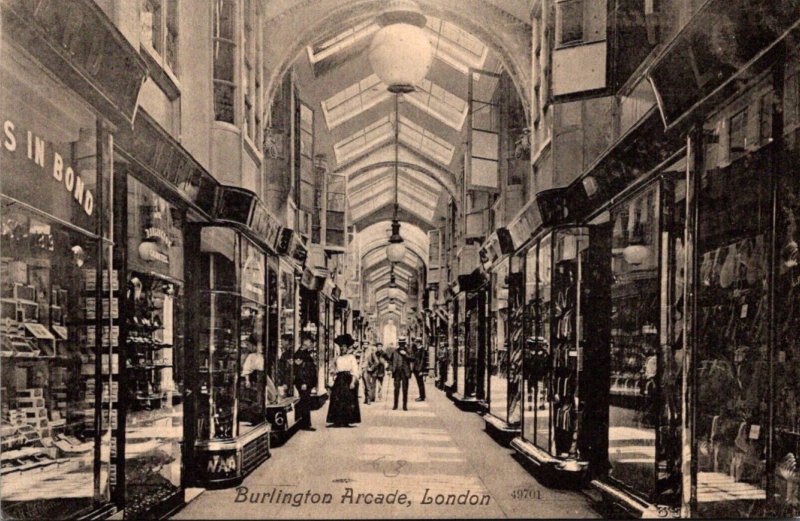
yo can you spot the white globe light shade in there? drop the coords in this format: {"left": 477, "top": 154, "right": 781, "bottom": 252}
{"left": 368, "top": 23, "right": 433, "bottom": 90}
{"left": 623, "top": 244, "right": 650, "bottom": 266}
{"left": 386, "top": 241, "right": 407, "bottom": 263}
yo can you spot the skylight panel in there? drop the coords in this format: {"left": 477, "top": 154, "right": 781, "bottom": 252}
{"left": 425, "top": 17, "right": 488, "bottom": 75}
{"left": 333, "top": 115, "right": 393, "bottom": 164}
{"left": 398, "top": 116, "right": 454, "bottom": 165}
{"left": 322, "top": 74, "right": 390, "bottom": 129}
{"left": 407, "top": 79, "right": 468, "bottom": 130}
{"left": 308, "top": 20, "right": 379, "bottom": 63}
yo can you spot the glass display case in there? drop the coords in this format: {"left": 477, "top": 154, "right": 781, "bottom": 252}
{"left": 265, "top": 260, "right": 299, "bottom": 436}
{"left": 192, "top": 227, "right": 270, "bottom": 486}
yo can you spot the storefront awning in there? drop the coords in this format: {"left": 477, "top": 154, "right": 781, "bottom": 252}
{"left": 213, "top": 185, "right": 282, "bottom": 254}
{"left": 562, "top": 108, "right": 685, "bottom": 223}
{"left": 648, "top": 0, "right": 800, "bottom": 130}
{"left": 116, "top": 111, "right": 219, "bottom": 218}
{"left": 2, "top": 0, "right": 148, "bottom": 126}
{"left": 275, "top": 227, "right": 308, "bottom": 267}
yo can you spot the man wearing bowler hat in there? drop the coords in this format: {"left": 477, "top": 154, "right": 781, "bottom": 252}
{"left": 390, "top": 338, "right": 413, "bottom": 410}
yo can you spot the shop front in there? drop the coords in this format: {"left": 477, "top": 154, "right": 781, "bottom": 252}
{"left": 510, "top": 225, "right": 592, "bottom": 484}
{"left": 576, "top": 4, "right": 800, "bottom": 516}
{"left": 450, "top": 273, "right": 489, "bottom": 411}
{"left": 1, "top": 4, "right": 146, "bottom": 518}
{"left": 484, "top": 257, "right": 521, "bottom": 439}
{"left": 188, "top": 186, "right": 281, "bottom": 487}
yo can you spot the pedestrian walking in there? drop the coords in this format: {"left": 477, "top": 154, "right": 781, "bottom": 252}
{"left": 411, "top": 338, "right": 427, "bottom": 401}
{"left": 361, "top": 342, "right": 376, "bottom": 404}
{"left": 390, "top": 338, "right": 413, "bottom": 411}
{"left": 371, "top": 343, "right": 387, "bottom": 401}
{"left": 326, "top": 334, "right": 361, "bottom": 427}
{"left": 294, "top": 333, "right": 317, "bottom": 431}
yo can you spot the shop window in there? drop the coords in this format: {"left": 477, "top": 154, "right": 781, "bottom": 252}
{"left": 243, "top": 0, "right": 262, "bottom": 145}
{"left": 608, "top": 185, "right": 660, "bottom": 496}
{"left": 557, "top": 0, "right": 584, "bottom": 46}
{"left": 774, "top": 142, "right": 800, "bottom": 518}
{"left": 141, "top": 0, "right": 179, "bottom": 76}
{"left": 213, "top": 0, "right": 237, "bottom": 123}
{"left": 759, "top": 92, "right": 773, "bottom": 145}
{"left": 729, "top": 107, "right": 748, "bottom": 159}
{"left": 122, "top": 176, "right": 186, "bottom": 516}
{"left": 695, "top": 131, "right": 771, "bottom": 516}
{"left": 238, "top": 240, "right": 266, "bottom": 436}
{"left": 0, "top": 204, "right": 106, "bottom": 520}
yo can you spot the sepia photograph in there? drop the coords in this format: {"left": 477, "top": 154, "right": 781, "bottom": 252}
{"left": 0, "top": 0, "right": 799, "bottom": 519}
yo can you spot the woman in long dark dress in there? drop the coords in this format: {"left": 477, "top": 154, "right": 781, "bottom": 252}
{"left": 326, "top": 337, "right": 361, "bottom": 427}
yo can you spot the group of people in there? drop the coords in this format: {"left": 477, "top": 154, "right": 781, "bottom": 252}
{"left": 325, "top": 336, "right": 429, "bottom": 427}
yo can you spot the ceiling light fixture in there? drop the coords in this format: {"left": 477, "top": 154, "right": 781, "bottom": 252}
{"left": 370, "top": 0, "right": 433, "bottom": 266}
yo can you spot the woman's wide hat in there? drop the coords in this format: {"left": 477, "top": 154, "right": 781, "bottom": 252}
{"left": 334, "top": 333, "right": 356, "bottom": 347}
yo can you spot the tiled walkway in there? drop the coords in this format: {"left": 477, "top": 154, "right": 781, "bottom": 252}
{"left": 173, "top": 380, "right": 598, "bottom": 519}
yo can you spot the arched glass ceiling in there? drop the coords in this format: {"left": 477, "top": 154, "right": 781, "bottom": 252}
{"left": 306, "top": 16, "right": 487, "bottom": 79}
{"left": 338, "top": 143, "right": 457, "bottom": 197}
{"left": 349, "top": 166, "right": 442, "bottom": 225}
{"left": 333, "top": 114, "right": 454, "bottom": 167}
{"left": 355, "top": 221, "right": 429, "bottom": 270}
{"left": 321, "top": 74, "right": 468, "bottom": 131}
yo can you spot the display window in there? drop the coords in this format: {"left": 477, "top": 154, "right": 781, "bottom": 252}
{"left": 238, "top": 240, "right": 266, "bottom": 436}
{"left": 0, "top": 204, "right": 112, "bottom": 519}
{"left": 507, "top": 255, "right": 525, "bottom": 426}
{"left": 455, "top": 293, "right": 466, "bottom": 395}
{"left": 1, "top": 48, "right": 113, "bottom": 520}
{"left": 603, "top": 155, "right": 685, "bottom": 505}
{"left": 693, "top": 90, "right": 773, "bottom": 516}
{"left": 520, "top": 229, "right": 589, "bottom": 459}
{"left": 488, "top": 259, "right": 509, "bottom": 421}
{"left": 265, "top": 259, "right": 280, "bottom": 405}
{"left": 121, "top": 175, "right": 186, "bottom": 517}
{"left": 195, "top": 227, "right": 268, "bottom": 443}
{"left": 774, "top": 113, "right": 800, "bottom": 517}
{"left": 277, "top": 265, "right": 296, "bottom": 398}
{"left": 608, "top": 185, "right": 661, "bottom": 495}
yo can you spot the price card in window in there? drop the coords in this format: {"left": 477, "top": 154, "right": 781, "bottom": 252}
{"left": 740, "top": 304, "right": 748, "bottom": 318}
{"left": 749, "top": 424, "right": 761, "bottom": 440}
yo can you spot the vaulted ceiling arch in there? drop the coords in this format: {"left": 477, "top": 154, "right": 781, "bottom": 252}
{"left": 262, "top": 0, "right": 531, "bottom": 132}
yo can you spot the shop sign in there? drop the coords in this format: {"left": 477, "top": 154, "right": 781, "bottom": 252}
{"left": 215, "top": 185, "right": 281, "bottom": 253}
{"left": 201, "top": 449, "right": 240, "bottom": 481}
{"left": 2, "top": 118, "right": 95, "bottom": 217}
{"left": 138, "top": 196, "right": 174, "bottom": 266}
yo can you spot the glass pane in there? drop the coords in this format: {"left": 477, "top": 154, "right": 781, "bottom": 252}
{"left": 471, "top": 158, "right": 499, "bottom": 189}
{"left": 521, "top": 246, "right": 538, "bottom": 443}
{"left": 472, "top": 130, "right": 498, "bottom": 160}
{"left": 489, "top": 262, "right": 509, "bottom": 421}
{"left": 124, "top": 274, "right": 183, "bottom": 516}
{"left": 277, "top": 269, "right": 295, "bottom": 397}
{"left": 608, "top": 186, "right": 659, "bottom": 495}
{"left": 213, "top": 0, "right": 236, "bottom": 41}
{"left": 0, "top": 206, "right": 101, "bottom": 519}
{"left": 214, "top": 82, "right": 235, "bottom": 124}
{"left": 197, "top": 292, "right": 239, "bottom": 440}
{"left": 213, "top": 40, "right": 236, "bottom": 83}
{"left": 535, "top": 236, "right": 552, "bottom": 450}
{"left": 695, "top": 140, "right": 770, "bottom": 516}
{"left": 558, "top": 0, "right": 584, "bottom": 45}
{"left": 238, "top": 300, "right": 265, "bottom": 435}
{"left": 774, "top": 142, "right": 800, "bottom": 518}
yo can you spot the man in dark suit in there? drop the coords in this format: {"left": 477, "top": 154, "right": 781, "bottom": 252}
{"left": 294, "top": 333, "right": 318, "bottom": 430}
{"left": 390, "top": 339, "right": 413, "bottom": 411}
{"left": 411, "top": 338, "right": 427, "bottom": 402}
